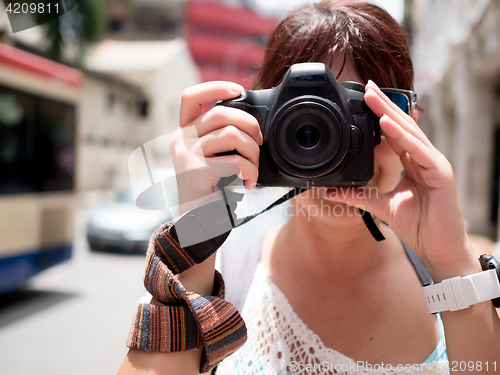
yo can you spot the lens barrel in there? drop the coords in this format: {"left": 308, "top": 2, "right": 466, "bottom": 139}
{"left": 273, "top": 101, "right": 342, "bottom": 172}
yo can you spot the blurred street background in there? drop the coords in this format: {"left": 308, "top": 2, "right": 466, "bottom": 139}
{"left": 1, "top": 0, "right": 500, "bottom": 374}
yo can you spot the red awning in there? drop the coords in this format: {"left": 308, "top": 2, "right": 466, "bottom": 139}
{"left": 188, "top": 34, "right": 265, "bottom": 68}
{"left": 187, "top": 1, "right": 276, "bottom": 37}
{"left": 0, "top": 43, "right": 82, "bottom": 88}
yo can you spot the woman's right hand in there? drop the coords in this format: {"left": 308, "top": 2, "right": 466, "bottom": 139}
{"left": 169, "top": 81, "right": 263, "bottom": 213}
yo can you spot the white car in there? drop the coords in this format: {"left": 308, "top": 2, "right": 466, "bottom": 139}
{"left": 86, "top": 188, "right": 172, "bottom": 254}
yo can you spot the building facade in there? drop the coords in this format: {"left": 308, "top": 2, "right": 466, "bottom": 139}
{"left": 104, "top": 0, "right": 185, "bottom": 41}
{"left": 83, "top": 38, "right": 200, "bottom": 190}
{"left": 186, "top": 0, "right": 275, "bottom": 88}
{"left": 411, "top": 0, "right": 500, "bottom": 239}
{"left": 77, "top": 71, "right": 150, "bottom": 191}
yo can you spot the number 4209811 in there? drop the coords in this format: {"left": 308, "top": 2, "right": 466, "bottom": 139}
{"left": 5, "top": 2, "right": 60, "bottom": 14}
{"left": 450, "top": 361, "right": 496, "bottom": 372}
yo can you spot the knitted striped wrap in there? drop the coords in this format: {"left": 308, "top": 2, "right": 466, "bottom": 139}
{"left": 126, "top": 221, "right": 247, "bottom": 372}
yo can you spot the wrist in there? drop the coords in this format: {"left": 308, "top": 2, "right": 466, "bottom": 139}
{"left": 176, "top": 253, "right": 217, "bottom": 296}
{"left": 425, "top": 243, "right": 481, "bottom": 283}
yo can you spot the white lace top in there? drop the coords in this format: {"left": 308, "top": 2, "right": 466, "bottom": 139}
{"left": 216, "top": 263, "right": 449, "bottom": 375}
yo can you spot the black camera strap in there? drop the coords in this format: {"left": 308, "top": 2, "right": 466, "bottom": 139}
{"left": 235, "top": 187, "right": 306, "bottom": 227}
{"left": 218, "top": 176, "right": 385, "bottom": 241}
{"left": 359, "top": 209, "right": 386, "bottom": 241}
{"left": 168, "top": 176, "right": 385, "bottom": 266}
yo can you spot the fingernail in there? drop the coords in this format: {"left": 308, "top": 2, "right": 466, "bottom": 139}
{"left": 228, "top": 82, "right": 244, "bottom": 93}
{"left": 367, "top": 79, "right": 379, "bottom": 88}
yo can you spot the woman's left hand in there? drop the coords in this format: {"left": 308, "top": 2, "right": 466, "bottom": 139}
{"left": 326, "top": 80, "right": 480, "bottom": 282}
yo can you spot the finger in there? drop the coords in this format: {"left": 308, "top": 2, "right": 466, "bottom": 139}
{"left": 380, "top": 134, "right": 405, "bottom": 157}
{"left": 365, "top": 87, "right": 433, "bottom": 148}
{"left": 200, "top": 126, "right": 260, "bottom": 167}
{"left": 400, "top": 153, "right": 425, "bottom": 186}
{"left": 381, "top": 130, "right": 424, "bottom": 185}
{"left": 207, "top": 154, "right": 259, "bottom": 189}
{"left": 366, "top": 80, "right": 417, "bottom": 125}
{"left": 380, "top": 114, "right": 437, "bottom": 170}
{"left": 179, "top": 81, "right": 244, "bottom": 128}
{"left": 197, "top": 106, "right": 262, "bottom": 145}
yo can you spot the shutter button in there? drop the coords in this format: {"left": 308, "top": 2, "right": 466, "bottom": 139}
{"left": 350, "top": 126, "right": 362, "bottom": 150}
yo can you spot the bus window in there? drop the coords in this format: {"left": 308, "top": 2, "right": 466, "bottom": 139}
{"left": 0, "top": 84, "right": 76, "bottom": 194}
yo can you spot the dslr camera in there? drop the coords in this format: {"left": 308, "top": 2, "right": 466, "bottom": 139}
{"left": 216, "top": 62, "right": 380, "bottom": 187}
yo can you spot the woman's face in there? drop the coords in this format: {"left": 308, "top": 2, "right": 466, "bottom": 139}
{"left": 290, "top": 58, "right": 404, "bottom": 219}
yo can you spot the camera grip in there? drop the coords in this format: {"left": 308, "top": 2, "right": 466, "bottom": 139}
{"left": 216, "top": 97, "right": 269, "bottom": 126}
{"left": 343, "top": 112, "right": 375, "bottom": 183}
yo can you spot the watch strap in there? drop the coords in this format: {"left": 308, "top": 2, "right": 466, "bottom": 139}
{"left": 423, "top": 269, "right": 500, "bottom": 314}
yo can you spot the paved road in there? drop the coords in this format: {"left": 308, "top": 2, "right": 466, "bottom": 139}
{"left": 0, "top": 210, "right": 147, "bottom": 375}
{"left": 0, "top": 192, "right": 290, "bottom": 375}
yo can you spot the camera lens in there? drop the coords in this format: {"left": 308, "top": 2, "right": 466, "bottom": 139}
{"left": 267, "top": 96, "right": 352, "bottom": 180}
{"left": 273, "top": 101, "right": 342, "bottom": 171}
{"left": 297, "top": 125, "right": 320, "bottom": 148}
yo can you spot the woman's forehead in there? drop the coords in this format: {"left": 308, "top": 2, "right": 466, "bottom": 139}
{"left": 326, "top": 54, "right": 362, "bottom": 84}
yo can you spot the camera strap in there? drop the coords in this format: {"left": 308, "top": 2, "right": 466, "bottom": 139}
{"left": 168, "top": 176, "right": 385, "bottom": 267}
{"left": 218, "top": 176, "right": 386, "bottom": 241}
{"left": 359, "top": 209, "right": 386, "bottom": 241}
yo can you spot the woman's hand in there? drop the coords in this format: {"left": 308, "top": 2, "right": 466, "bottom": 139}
{"left": 120, "top": 81, "right": 262, "bottom": 375}
{"left": 326, "top": 80, "right": 480, "bottom": 281}
{"left": 169, "top": 81, "right": 263, "bottom": 213}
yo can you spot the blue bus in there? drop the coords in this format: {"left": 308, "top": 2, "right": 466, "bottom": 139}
{"left": 0, "top": 43, "right": 80, "bottom": 294}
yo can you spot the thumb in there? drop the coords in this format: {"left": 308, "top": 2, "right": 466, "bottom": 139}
{"left": 324, "top": 187, "right": 391, "bottom": 222}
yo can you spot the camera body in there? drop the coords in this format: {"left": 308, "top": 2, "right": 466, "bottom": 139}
{"left": 216, "top": 62, "right": 379, "bottom": 188}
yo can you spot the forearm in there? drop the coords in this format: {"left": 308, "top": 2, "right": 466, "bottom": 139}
{"left": 427, "top": 245, "right": 500, "bottom": 370}
{"left": 441, "top": 302, "right": 500, "bottom": 372}
{"left": 176, "top": 253, "right": 217, "bottom": 296}
{"left": 118, "top": 348, "right": 202, "bottom": 375}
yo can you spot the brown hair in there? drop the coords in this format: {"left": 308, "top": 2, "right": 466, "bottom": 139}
{"left": 252, "top": 0, "right": 413, "bottom": 91}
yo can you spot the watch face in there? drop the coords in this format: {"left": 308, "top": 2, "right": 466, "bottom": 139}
{"left": 479, "top": 254, "right": 500, "bottom": 308}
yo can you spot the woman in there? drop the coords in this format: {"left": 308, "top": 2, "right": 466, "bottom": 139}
{"left": 119, "top": 1, "right": 500, "bottom": 374}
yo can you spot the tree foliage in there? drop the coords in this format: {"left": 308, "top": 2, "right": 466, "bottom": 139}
{"left": 36, "top": 0, "right": 105, "bottom": 65}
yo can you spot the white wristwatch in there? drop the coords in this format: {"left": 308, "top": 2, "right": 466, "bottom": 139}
{"left": 422, "top": 255, "right": 500, "bottom": 314}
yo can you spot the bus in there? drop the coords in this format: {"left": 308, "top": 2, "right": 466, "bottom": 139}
{"left": 0, "top": 43, "right": 80, "bottom": 294}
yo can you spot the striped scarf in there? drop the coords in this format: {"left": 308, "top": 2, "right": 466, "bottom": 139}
{"left": 126, "top": 221, "right": 247, "bottom": 372}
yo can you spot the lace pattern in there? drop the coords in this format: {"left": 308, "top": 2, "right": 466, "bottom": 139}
{"left": 216, "top": 264, "right": 449, "bottom": 375}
